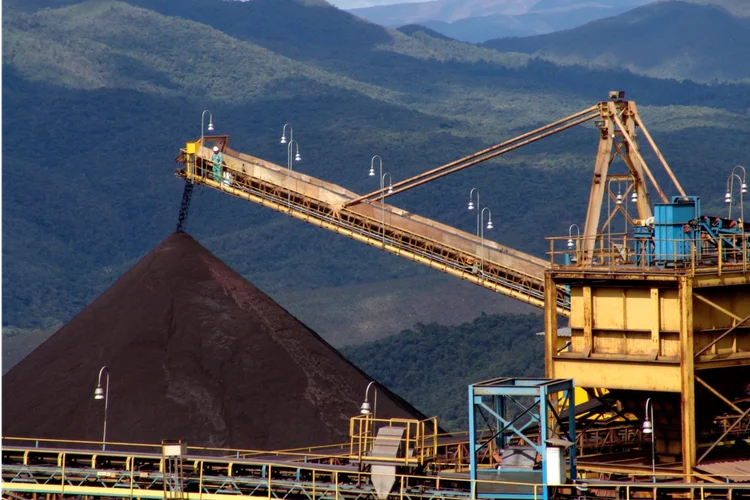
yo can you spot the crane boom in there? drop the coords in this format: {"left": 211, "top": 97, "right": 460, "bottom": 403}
{"left": 176, "top": 141, "right": 571, "bottom": 316}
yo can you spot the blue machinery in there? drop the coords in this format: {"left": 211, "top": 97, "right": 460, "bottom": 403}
{"left": 565, "top": 195, "right": 749, "bottom": 269}
{"left": 468, "top": 379, "right": 576, "bottom": 500}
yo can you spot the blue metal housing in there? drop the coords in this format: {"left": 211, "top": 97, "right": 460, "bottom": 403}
{"left": 652, "top": 196, "right": 701, "bottom": 265}
{"left": 468, "top": 378, "right": 576, "bottom": 500}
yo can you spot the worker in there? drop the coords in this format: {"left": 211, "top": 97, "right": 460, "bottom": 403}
{"left": 211, "top": 146, "right": 224, "bottom": 183}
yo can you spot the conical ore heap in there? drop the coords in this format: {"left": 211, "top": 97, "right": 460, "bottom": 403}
{"left": 3, "top": 233, "right": 426, "bottom": 450}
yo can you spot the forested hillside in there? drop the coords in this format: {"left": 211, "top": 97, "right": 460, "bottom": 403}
{"left": 3, "top": 0, "right": 750, "bottom": 358}
{"left": 483, "top": 0, "right": 750, "bottom": 82}
{"left": 341, "top": 312, "right": 545, "bottom": 430}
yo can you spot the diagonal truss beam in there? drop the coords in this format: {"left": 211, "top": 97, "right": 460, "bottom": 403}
{"left": 693, "top": 293, "right": 744, "bottom": 322}
{"left": 694, "top": 311, "right": 750, "bottom": 358}
{"left": 344, "top": 106, "right": 599, "bottom": 207}
{"left": 695, "top": 376, "right": 744, "bottom": 414}
{"left": 697, "top": 406, "right": 750, "bottom": 464}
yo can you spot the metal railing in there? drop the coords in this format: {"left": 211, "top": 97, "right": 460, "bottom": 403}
{"left": 349, "top": 416, "right": 439, "bottom": 467}
{"left": 178, "top": 146, "right": 571, "bottom": 316}
{"left": 3, "top": 448, "right": 750, "bottom": 500}
{"left": 1, "top": 436, "right": 347, "bottom": 461}
{"left": 548, "top": 231, "right": 749, "bottom": 275}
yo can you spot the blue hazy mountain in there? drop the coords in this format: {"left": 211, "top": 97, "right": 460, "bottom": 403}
{"left": 482, "top": 0, "right": 750, "bottom": 81}
{"left": 348, "top": 0, "right": 650, "bottom": 41}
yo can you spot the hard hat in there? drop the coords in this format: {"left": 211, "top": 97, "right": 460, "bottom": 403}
{"left": 213, "top": 146, "right": 219, "bottom": 152}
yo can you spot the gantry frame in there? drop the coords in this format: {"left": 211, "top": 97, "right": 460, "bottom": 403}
{"left": 175, "top": 92, "right": 749, "bottom": 481}
{"left": 176, "top": 93, "right": 684, "bottom": 318}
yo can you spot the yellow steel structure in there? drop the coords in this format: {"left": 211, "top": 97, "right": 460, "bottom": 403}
{"left": 175, "top": 92, "right": 750, "bottom": 484}
{"left": 544, "top": 237, "right": 750, "bottom": 478}
{"left": 178, "top": 141, "right": 568, "bottom": 315}
{"left": 3, "top": 439, "right": 750, "bottom": 500}
{"left": 348, "top": 416, "right": 439, "bottom": 466}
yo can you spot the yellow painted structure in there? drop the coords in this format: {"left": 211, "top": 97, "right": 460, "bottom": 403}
{"left": 544, "top": 263, "right": 750, "bottom": 478}
{"left": 174, "top": 94, "right": 750, "bottom": 485}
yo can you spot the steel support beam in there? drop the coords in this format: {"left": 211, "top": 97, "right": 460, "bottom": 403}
{"left": 695, "top": 312, "right": 750, "bottom": 358}
{"left": 678, "top": 277, "right": 696, "bottom": 479}
{"left": 694, "top": 376, "right": 744, "bottom": 414}
{"left": 544, "top": 273, "right": 558, "bottom": 378}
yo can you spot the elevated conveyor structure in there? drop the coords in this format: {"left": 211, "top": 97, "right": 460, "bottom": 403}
{"left": 3, "top": 439, "right": 750, "bottom": 500}
{"left": 176, "top": 141, "right": 570, "bottom": 315}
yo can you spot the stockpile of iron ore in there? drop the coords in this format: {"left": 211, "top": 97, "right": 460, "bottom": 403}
{"left": 3, "top": 232, "right": 426, "bottom": 450}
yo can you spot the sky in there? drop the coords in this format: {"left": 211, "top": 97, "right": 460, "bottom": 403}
{"left": 328, "top": 0, "right": 432, "bottom": 8}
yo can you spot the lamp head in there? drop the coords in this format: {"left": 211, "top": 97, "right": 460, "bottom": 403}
{"left": 631, "top": 191, "right": 638, "bottom": 202}
{"left": 486, "top": 219, "right": 493, "bottom": 230}
{"left": 468, "top": 201, "right": 474, "bottom": 210}
{"left": 642, "top": 420, "right": 653, "bottom": 434}
{"left": 295, "top": 152, "right": 301, "bottom": 162}
{"left": 280, "top": 135, "right": 287, "bottom": 145}
{"left": 207, "top": 122, "right": 214, "bottom": 132}
{"left": 360, "top": 401, "right": 372, "bottom": 415}
{"left": 743, "top": 183, "right": 748, "bottom": 194}
{"left": 94, "top": 386, "right": 105, "bottom": 400}
{"left": 725, "top": 192, "right": 732, "bottom": 203}
{"left": 616, "top": 193, "right": 623, "bottom": 205}
{"left": 567, "top": 238, "right": 575, "bottom": 250}
{"left": 369, "top": 167, "right": 375, "bottom": 177}
{"left": 388, "top": 186, "right": 394, "bottom": 194}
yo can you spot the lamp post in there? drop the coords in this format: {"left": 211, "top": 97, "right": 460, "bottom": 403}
{"left": 567, "top": 224, "right": 580, "bottom": 264}
{"left": 468, "top": 188, "right": 480, "bottom": 236}
{"left": 725, "top": 172, "right": 746, "bottom": 264}
{"left": 726, "top": 172, "right": 746, "bottom": 219}
{"left": 368, "top": 155, "right": 388, "bottom": 244}
{"left": 94, "top": 366, "right": 110, "bottom": 451}
{"left": 200, "top": 110, "right": 214, "bottom": 145}
{"left": 731, "top": 165, "right": 748, "bottom": 195}
{"left": 280, "top": 124, "right": 301, "bottom": 210}
{"left": 381, "top": 173, "right": 393, "bottom": 244}
{"left": 479, "top": 207, "right": 493, "bottom": 276}
{"left": 360, "top": 381, "right": 378, "bottom": 421}
{"left": 642, "top": 398, "right": 656, "bottom": 483}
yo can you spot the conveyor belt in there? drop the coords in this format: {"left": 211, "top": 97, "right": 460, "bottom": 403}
{"left": 176, "top": 141, "right": 570, "bottom": 316}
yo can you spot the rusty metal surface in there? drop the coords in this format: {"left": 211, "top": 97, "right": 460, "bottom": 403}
{"left": 698, "top": 459, "right": 750, "bottom": 482}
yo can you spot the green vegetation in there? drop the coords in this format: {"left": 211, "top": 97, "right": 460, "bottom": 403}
{"left": 3, "top": 0, "right": 750, "bottom": 363}
{"left": 2, "top": 326, "right": 57, "bottom": 373}
{"left": 340, "top": 312, "right": 545, "bottom": 430}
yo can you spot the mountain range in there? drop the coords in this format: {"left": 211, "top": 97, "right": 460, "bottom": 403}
{"left": 3, "top": 0, "right": 750, "bottom": 370}
{"left": 348, "top": 0, "right": 651, "bottom": 41}
{"left": 482, "top": 0, "right": 750, "bottom": 81}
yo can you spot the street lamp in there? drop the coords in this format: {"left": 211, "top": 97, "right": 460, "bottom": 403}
{"left": 567, "top": 224, "right": 580, "bottom": 264}
{"left": 369, "top": 155, "right": 382, "bottom": 178}
{"left": 94, "top": 366, "right": 110, "bottom": 451}
{"left": 731, "top": 165, "right": 748, "bottom": 194}
{"left": 361, "top": 381, "right": 378, "bottom": 421}
{"left": 380, "top": 173, "right": 393, "bottom": 244}
{"left": 468, "top": 188, "right": 480, "bottom": 236}
{"left": 479, "top": 207, "right": 493, "bottom": 276}
{"left": 368, "top": 155, "right": 390, "bottom": 244}
{"left": 280, "top": 124, "right": 301, "bottom": 210}
{"left": 201, "top": 110, "right": 214, "bottom": 144}
{"left": 642, "top": 398, "right": 656, "bottom": 483}
{"left": 726, "top": 172, "right": 745, "bottom": 219}
{"left": 280, "top": 123, "right": 291, "bottom": 145}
